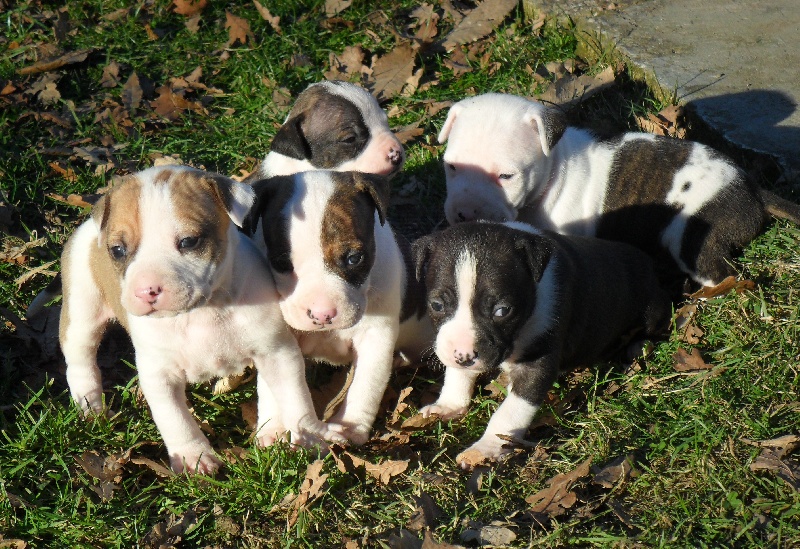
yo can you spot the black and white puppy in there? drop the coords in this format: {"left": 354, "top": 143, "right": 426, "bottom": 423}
{"left": 413, "top": 221, "right": 671, "bottom": 467}
{"left": 245, "top": 170, "right": 432, "bottom": 445}
{"left": 247, "top": 80, "right": 405, "bottom": 180}
{"left": 439, "top": 93, "right": 800, "bottom": 287}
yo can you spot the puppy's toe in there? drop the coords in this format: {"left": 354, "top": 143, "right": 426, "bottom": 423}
{"left": 419, "top": 403, "right": 468, "bottom": 421}
{"left": 170, "top": 448, "right": 221, "bottom": 475}
{"left": 326, "top": 422, "right": 370, "bottom": 446}
{"left": 256, "top": 423, "right": 290, "bottom": 448}
{"left": 457, "top": 439, "right": 508, "bottom": 470}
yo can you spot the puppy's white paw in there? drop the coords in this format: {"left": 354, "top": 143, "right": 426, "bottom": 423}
{"left": 456, "top": 437, "right": 508, "bottom": 470}
{"left": 256, "top": 425, "right": 290, "bottom": 448}
{"left": 325, "top": 421, "right": 371, "bottom": 446}
{"left": 419, "top": 402, "right": 468, "bottom": 421}
{"left": 74, "top": 390, "right": 106, "bottom": 417}
{"left": 169, "top": 443, "right": 221, "bottom": 475}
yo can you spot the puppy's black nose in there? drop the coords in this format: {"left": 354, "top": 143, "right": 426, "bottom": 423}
{"left": 388, "top": 147, "right": 403, "bottom": 165}
{"left": 454, "top": 351, "right": 477, "bottom": 367}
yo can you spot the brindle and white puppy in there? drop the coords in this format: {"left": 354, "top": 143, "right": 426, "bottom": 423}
{"left": 439, "top": 93, "right": 800, "bottom": 287}
{"left": 59, "top": 166, "right": 343, "bottom": 474}
{"left": 245, "top": 170, "right": 431, "bottom": 445}
{"left": 413, "top": 221, "right": 671, "bottom": 467}
{"left": 247, "top": 80, "right": 405, "bottom": 180}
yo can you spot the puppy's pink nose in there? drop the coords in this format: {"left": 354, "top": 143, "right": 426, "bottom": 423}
{"left": 135, "top": 285, "right": 162, "bottom": 304}
{"left": 307, "top": 307, "right": 337, "bottom": 326}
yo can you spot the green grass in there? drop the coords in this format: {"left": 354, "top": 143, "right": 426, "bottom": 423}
{"left": 2, "top": 1, "right": 799, "bottom": 547}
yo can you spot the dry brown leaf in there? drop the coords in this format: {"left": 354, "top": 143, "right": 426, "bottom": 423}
{"left": 225, "top": 12, "right": 254, "bottom": 47}
{"left": 17, "top": 48, "right": 94, "bottom": 75}
{"left": 407, "top": 492, "right": 444, "bottom": 532}
{"left": 592, "top": 454, "right": 638, "bottom": 489}
{"left": 526, "top": 458, "right": 592, "bottom": 518}
{"left": 444, "top": 48, "right": 472, "bottom": 76}
{"left": 394, "top": 122, "right": 424, "bottom": 145}
{"left": 325, "top": 45, "right": 368, "bottom": 81}
{"left": 401, "top": 412, "right": 440, "bottom": 431}
{"left": 131, "top": 457, "right": 175, "bottom": 478}
{"left": 240, "top": 400, "right": 258, "bottom": 430}
{"left": 46, "top": 192, "right": 99, "bottom": 208}
{"left": 683, "top": 324, "right": 704, "bottom": 345}
{"left": 636, "top": 105, "right": 686, "bottom": 138}
{"left": 409, "top": 3, "right": 440, "bottom": 44}
{"left": 441, "top": 0, "right": 517, "bottom": 51}
{"left": 253, "top": 0, "right": 281, "bottom": 33}
{"left": 691, "top": 276, "right": 755, "bottom": 299}
{"left": 672, "top": 347, "right": 711, "bottom": 372}
{"left": 422, "top": 529, "right": 465, "bottom": 548}
{"left": 173, "top": 0, "right": 207, "bottom": 17}
{"left": 332, "top": 448, "right": 409, "bottom": 485}
{"left": 288, "top": 459, "right": 329, "bottom": 528}
{"left": 325, "top": 0, "right": 353, "bottom": 17}
{"left": 100, "top": 60, "right": 121, "bottom": 88}
{"left": 48, "top": 161, "right": 77, "bottom": 183}
{"left": 185, "top": 14, "right": 201, "bottom": 33}
{"left": 140, "top": 509, "right": 197, "bottom": 548}
{"left": 460, "top": 521, "right": 517, "bottom": 546}
{"left": 746, "top": 435, "right": 800, "bottom": 490}
{"left": 122, "top": 72, "right": 143, "bottom": 111}
{"left": 0, "top": 538, "right": 27, "bottom": 548}
{"left": 456, "top": 448, "right": 497, "bottom": 469}
{"left": 387, "top": 386, "right": 414, "bottom": 429}
{"left": 536, "top": 65, "right": 616, "bottom": 110}
{"left": 371, "top": 42, "right": 417, "bottom": 101}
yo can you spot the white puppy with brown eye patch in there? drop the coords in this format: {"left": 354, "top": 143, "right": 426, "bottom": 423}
{"left": 439, "top": 93, "right": 800, "bottom": 288}
{"left": 245, "top": 170, "right": 432, "bottom": 446}
{"left": 247, "top": 80, "right": 405, "bottom": 181}
{"left": 58, "top": 165, "right": 344, "bottom": 474}
{"left": 413, "top": 221, "right": 671, "bottom": 468}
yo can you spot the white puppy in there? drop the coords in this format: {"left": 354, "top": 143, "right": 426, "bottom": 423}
{"left": 439, "top": 93, "right": 800, "bottom": 287}
{"left": 59, "top": 166, "right": 343, "bottom": 474}
{"left": 246, "top": 170, "right": 433, "bottom": 445}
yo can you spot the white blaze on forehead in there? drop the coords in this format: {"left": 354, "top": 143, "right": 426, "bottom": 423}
{"left": 455, "top": 249, "right": 478, "bottom": 311}
{"left": 318, "top": 81, "right": 389, "bottom": 129}
{"left": 435, "top": 249, "right": 479, "bottom": 366}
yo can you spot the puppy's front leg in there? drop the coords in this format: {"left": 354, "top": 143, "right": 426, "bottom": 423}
{"left": 419, "top": 365, "right": 481, "bottom": 420}
{"left": 254, "top": 342, "right": 347, "bottom": 449}
{"left": 328, "top": 326, "right": 397, "bottom": 445}
{"left": 457, "top": 357, "right": 558, "bottom": 468}
{"left": 136, "top": 362, "right": 220, "bottom": 474}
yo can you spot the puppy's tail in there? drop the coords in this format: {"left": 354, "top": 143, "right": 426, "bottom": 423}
{"left": 26, "top": 273, "right": 62, "bottom": 319}
{"left": 760, "top": 189, "right": 800, "bottom": 225}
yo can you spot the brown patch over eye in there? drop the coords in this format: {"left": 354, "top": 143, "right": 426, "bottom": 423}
{"left": 320, "top": 183, "right": 376, "bottom": 287}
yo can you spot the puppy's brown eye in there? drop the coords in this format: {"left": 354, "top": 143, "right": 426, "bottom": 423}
{"left": 493, "top": 305, "right": 511, "bottom": 318}
{"left": 498, "top": 173, "right": 514, "bottom": 181}
{"left": 345, "top": 251, "right": 364, "bottom": 267}
{"left": 109, "top": 244, "right": 126, "bottom": 260}
{"left": 448, "top": 164, "right": 456, "bottom": 171}
{"left": 340, "top": 134, "right": 357, "bottom": 144}
{"left": 178, "top": 236, "right": 201, "bottom": 251}
{"left": 429, "top": 298, "right": 444, "bottom": 313}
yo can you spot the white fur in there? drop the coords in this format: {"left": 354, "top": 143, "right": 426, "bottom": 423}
{"left": 60, "top": 166, "right": 342, "bottom": 474}
{"left": 439, "top": 94, "right": 736, "bottom": 284}
{"left": 266, "top": 172, "right": 433, "bottom": 444}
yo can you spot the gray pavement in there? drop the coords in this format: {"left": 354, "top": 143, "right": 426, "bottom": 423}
{"left": 524, "top": 0, "right": 800, "bottom": 184}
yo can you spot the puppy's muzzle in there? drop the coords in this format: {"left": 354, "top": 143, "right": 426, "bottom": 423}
{"left": 307, "top": 307, "right": 337, "bottom": 327}
{"left": 388, "top": 146, "right": 403, "bottom": 167}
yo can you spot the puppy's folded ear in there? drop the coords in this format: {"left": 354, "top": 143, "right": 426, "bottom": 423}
{"left": 523, "top": 103, "right": 567, "bottom": 157}
{"left": 353, "top": 172, "right": 391, "bottom": 226}
{"left": 411, "top": 234, "right": 435, "bottom": 283}
{"left": 242, "top": 175, "right": 294, "bottom": 235}
{"left": 514, "top": 233, "right": 554, "bottom": 283}
{"left": 437, "top": 103, "right": 463, "bottom": 144}
{"left": 204, "top": 174, "right": 256, "bottom": 228}
{"left": 270, "top": 114, "right": 312, "bottom": 160}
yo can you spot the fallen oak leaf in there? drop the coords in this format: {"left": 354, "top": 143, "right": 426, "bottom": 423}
{"left": 17, "top": 48, "right": 95, "bottom": 75}
{"left": 691, "top": 276, "right": 755, "bottom": 299}
{"left": 525, "top": 458, "right": 592, "bottom": 518}
{"left": 172, "top": 0, "right": 207, "bottom": 16}
{"left": 407, "top": 492, "right": 444, "bottom": 532}
{"left": 253, "top": 0, "right": 281, "bottom": 33}
{"left": 370, "top": 42, "right": 417, "bottom": 102}
{"left": 325, "top": 0, "right": 353, "bottom": 17}
{"left": 592, "top": 453, "right": 639, "bottom": 489}
{"left": 672, "top": 347, "right": 712, "bottom": 372}
{"left": 331, "top": 448, "right": 409, "bottom": 485}
{"left": 536, "top": 65, "right": 616, "bottom": 110}
{"left": 400, "top": 412, "right": 440, "bottom": 431}
{"left": 224, "top": 11, "right": 254, "bottom": 47}
{"left": 131, "top": 457, "right": 176, "bottom": 478}
{"left": 744, "top": 435, "right": 800, "bottom": 490}
{"left": 288, "top": 459, "right": 329, "bottom": 528}
{"left": 440, "top": 0, "right": 517, "bottom": 51}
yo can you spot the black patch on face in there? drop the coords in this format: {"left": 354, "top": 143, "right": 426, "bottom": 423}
{"left": 270, "top": 86, "right": 370, "bottom": 168}
{"left": 249, "top": 176, "right": 297, "bottom": 274}
{"left": 416, "top": 223, "right": 552, "bottom": 370}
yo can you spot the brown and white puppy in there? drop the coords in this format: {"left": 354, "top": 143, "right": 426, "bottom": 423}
{"left": 247, "top": 80, "right": 405, "bottom": 181}
{"left": 413, "top": 221, "right": 671, "bottom": 467}
{"left": 245, "top": 170, "right": 432, "bottom": 445}
{"left": 59, "top": 166, "right": 344, "bottom": 474}
{"left": 439, "top": 93, "right": 800, "bottom": 287}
